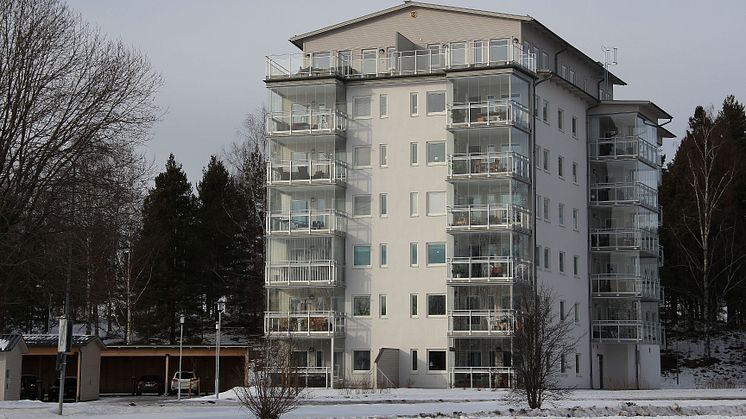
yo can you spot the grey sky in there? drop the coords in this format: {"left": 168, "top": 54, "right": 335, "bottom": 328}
{"left": 65, "top": 0, "right": 746, "bottom": 184}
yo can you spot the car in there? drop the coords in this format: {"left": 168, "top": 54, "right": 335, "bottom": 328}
{"left": 170, "top": 371, "right": 200, "bottom": 396}
{"left": 136, "top": 375, "right": 162, "bottom": 395}
{"left": 20, "top": 375, "right": 40, "bottom": 400}
{"left": 48, "top": 377, "right": 77, "bottom": 402}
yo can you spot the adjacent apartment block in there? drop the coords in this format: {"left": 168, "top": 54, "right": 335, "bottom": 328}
{"left": 263, "top": 1, "right": 673, "bottom": 390}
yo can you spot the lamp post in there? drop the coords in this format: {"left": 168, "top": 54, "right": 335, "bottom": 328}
{"left": 177, "top": 314, "right": 184, "bottom": 400}
{"left": 215, "top": 296, "right": 226, "bottom": 399}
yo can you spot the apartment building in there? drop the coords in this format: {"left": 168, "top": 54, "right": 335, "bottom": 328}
{"left": 262, "top": 1, "right": 673, "bottom": 390}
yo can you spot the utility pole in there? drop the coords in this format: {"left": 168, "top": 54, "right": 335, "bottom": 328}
{"left": 215, "top": 296, "right": 226, "bottom": 399}
{"left": 57, "top": 168, "right": 75, "bottom": 416}
{"left": 178, "top": 315, "right": 184, "bottom": 400}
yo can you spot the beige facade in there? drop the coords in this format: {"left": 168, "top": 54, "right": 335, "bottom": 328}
{"left": 0, "top": 335, "right": 28, "bottom": 400}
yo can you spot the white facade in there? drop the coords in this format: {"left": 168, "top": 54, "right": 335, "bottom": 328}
{"left": 263, "top": 1, "right": 669, "bottom": 390}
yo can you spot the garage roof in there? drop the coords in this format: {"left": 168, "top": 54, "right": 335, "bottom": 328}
{"left": 0, "top": 334, "right": 25, "bottom": 352}
{"left": 23, "top": 334, "right": 106, "bottom": 350}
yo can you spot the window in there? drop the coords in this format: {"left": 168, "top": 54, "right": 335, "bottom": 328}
{"left": 379, "top": 144, "right": 388, "bottom": 167}
{"left": 410, "top": 294, "right": 418, "bottom": 317}
{"left": 409, "top": 192, "right": 419, "bottom": 216}
{"left": 353, "top": 295, "right": 370, "bottom": 316}
{"left": 410, "top": 92, "right": 418, "bottom": 116}
{"left": 426, "top": 141, "right": 446, "bottom": 164}
{"left": 560, "top": 353, "right": 567, "bottom": 373}
{"left": 380, "top": 295, "right": 387, "bottom": 317}
{"left": 575, "top": 353, "right": 581, "bottom": 374}
{"left": 542, "top": 99, "right": 549, "bottom": 122}
{"left": 536, "top": 245, "right": 542, "bottom": 268}
{"left": 560, "top": 64, "right": 568, "bottom": 79}
{"left": 572, "top": 208, "right": 579, "bottom": 230}
{"left": 574, "top": 302, "right": 580, "bottom": 323}
{"left": 571, "top": 116, "right": 578, "bottom": 137}
{"left": 427, "top": 294, "right": 446, "bottom": 316}
{"left": 543, "top": 197, "right": 550, "bottom": 222}
{"left": 573, "top": 255, "right": 579, "bottom": 276}
{"left": 428, "top": 350, "right": 446, "bottom": 371}
{"left": 353, "top": 245, "right": 371, "bottom": 267}
{"left": 541, "top": 51, "right": 548, "bottom": 69}
{"left": 557, "top": 108, "right": 564, "bottom": 131}
{"left": 410, "top": 242, "right": 418, "bottom": 266}
{"left": 379, "top": 193, "right": 388, "bottom": 217}
{"left": 473, "top": 40, "right": 485, "bottom": 64}
{"left": 411, "top": 349, "right": 418, "bottom": 371}
{"left": 380, "top": 244, "right": 388, "bottom": 267}
{"left": 426, "top": 91, "right": 446, "bottom": 114}
{"left": 353, "top": 350, "right": 371, "bottom": 371}
{"left": 559, "top": 251, "right": 565, "bottom": 273}
{"left": 558, "top": 155, "right": 564, "bottom": 178}
{"left": 558, "top": 203, "right": 565, "bottom": 226}
{"left": 542, "top": 149, "right": 549, "bottom": 171}
{"left": 379, "top": 94, "right": 388, "bottom": 118}
{"left": 353, "top": 195, "right": 371, "bottom": 217}
{"left": 534, "top": 94, "right": 541, "bottom": 116}
{"left": 569, "top": 69, "right": 576, "bottom": 84}
{"left": 353, "top": 146, "right": 371, "bottom": 167}
{"left": 536, "top": 194, "right": 543, "bottom": 219}
{"left": 572, "top": 162, "right": 578, "bottom": 183}
{"left": 353, "top": 96, "right": 371, "bottom": 119}
{"left": 560, "top": 300, "right": 566, "bottom": 321}
{"left": 427, "top": 242, "right": 446, "bottom": 265}
{"left": 410, "top": 142, "right": 419, "bottom": 165}
{"left": 426, "top": 191, "right": 446, "bottom": 216}
{"left": 544, "top": 247, "right": 551, "bottom": 270}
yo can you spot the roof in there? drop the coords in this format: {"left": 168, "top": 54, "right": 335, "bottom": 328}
{"left": 0, "top": 334, "right": 26, "bottom": 352}
{"left": 288, "top": 1, "right": 625, "bottom": 85}
{"left": 23, "top": 334, "right": 106, "bottom": 350}
{"left": 594, "top": 100, "right": 673, "bottom": 121}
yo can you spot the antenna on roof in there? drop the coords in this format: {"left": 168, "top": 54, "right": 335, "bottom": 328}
{"left": 601, "top": 46, "right": 619, "bottom": 100}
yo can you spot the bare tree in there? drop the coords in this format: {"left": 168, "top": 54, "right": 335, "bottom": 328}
{"left": 235, "top": 336, "right": 305, "bottom": 419}
{"left": 510, "top": 286, "right": 580, "bottom": 409}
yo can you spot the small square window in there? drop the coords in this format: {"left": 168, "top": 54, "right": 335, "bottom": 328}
{"left": 426, "top": 242, "right": 446, "bottom": 265}
{"left": 380, "top": 243, "right": 388, "bottom": 267}
{"left": 379, "top": 144, "right": 388, "bottom": 167}
{"left": 427, "top": 294, "right": 446, "bottom": 316}
{"left": 410, "top": 92, "right": 419, "bottom": 116}
{"left": 353, "top": 295, "right": 370, "bottom": 316}
{"left": 353, "top": 146, "right": 371, "bottom": 167}
{"left": 427, "top": 141, "right": 446, "bottom": 164}
{"left": 353, "top": 195, "right": 371, "bottom": 217}
{"left": 353, "top": 245, "right": 371, "bottom": 267}
{"left": 380, "top": 94, "right": 388, "bottom": 118}
{"left": 428, "top": 350, "right": 446, "bottom": 371}
{"left": 353, "top": 350, "right": 371, "bottom": 371}
{"left": 353, "top": 96, "right": 372, "bottom": 119}
{"left": 426, "top": 91, "right": 446, "bottom": 114}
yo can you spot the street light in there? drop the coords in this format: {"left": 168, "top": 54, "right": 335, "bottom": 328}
{"left": 177, "top": 314, "right": 185, "bottom": 400}
{"left": 215, "top": 296, "right": 226, "bottom": 399}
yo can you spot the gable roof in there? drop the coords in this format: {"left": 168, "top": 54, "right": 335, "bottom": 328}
{"left": 0, "top": 334, "right": 26, "bottom": 352}
{"left": 23, "top": 334, "right": 106, "bottom": 350}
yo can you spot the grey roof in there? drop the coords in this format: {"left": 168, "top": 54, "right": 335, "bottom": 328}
{"left": 595, "top": 100, "right": 674, "bottom": 121}
{"left": 23, "top": 334, "right": 106, "bottom": 350}
{"left": 0, "top": 334, "right": 24, "bottom": 352}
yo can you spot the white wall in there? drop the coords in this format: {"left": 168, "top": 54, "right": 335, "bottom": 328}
{"left": 0, "top": 348, "right": 23, "bottom": 401}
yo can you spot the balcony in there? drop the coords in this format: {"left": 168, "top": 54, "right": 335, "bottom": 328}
{"left": 448, "top": 310, "right": 515, "bottom": 337}
{"left": 450, "top": 367, "right": 513, "bottom": 389}
{"left": 591, "top": 228, "right": 659, "bottom": 255}
{"left": 590, "top": 182, "right": 658, "bottom": 211}
{"left": 264, "top": 42, "right": 535, "bottom": 81}
{"left": 447, "top": 152, "right": 530, "bottom": 182}
{"left": 448, "top": 256, "right": 531, "bottom": 284}
{"left": 588, "top": 136, "right": 660, "bottom": 168}
{"left": 266, "top": 210, "right": 347, "bottom": 236}
{"left": 592, "top": 320, "right": 661, "bottom": 344}
{"left": 266, "top": 109, "right": 347, "bottom": 137}
{"left": 269, "top": 367, "right": 332, "bottom": 388}
{"left": 266, "top": 159, "right": 347, "bottom": 188}
{"left": 265, "top": 260, "right": 342, "bottom": 287}
{"left": 447, "top": 100, "right": 530, "bottom": 131}
{"left": 591, "top": 274, "right": 661, "bottom": 301}
{"left": 264, "top": 311, "right": 345, "bottom": 338}
{"left": 447, "top": 204, "right": 531, "bottom": 233}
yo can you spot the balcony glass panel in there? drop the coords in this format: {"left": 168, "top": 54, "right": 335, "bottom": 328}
{"left": 448, "top": 151, "right": 530, "bottom": 180}
{"left": 264, "top": 311, "right": 345, "bottom": 336}
{"left": 590, "top": 182, "right": 658, "bottom": 209}
{"left": 591, "top": 228, "right": 659, "bottom": 254}
{"left": 265, "top": 260, "right": 342, "bottom": 287}
{"left": 448, "top": 100, "right": 530, "bottom": 131}
{"left": 449, "top": 310, "right": 515, "bottom": 335}
{"left": 267, "top": 159, "right": 347, "bottom": 186}
{"left": 589, "top": 135, "right": 660, "bottom": 168}
{"left": 267, "top": 209, "right": 346, "bottom": 235}
{"left": 447, "top": 204, "right": 531, "bottom": 231}
{"left": 448, "top": 256, "right": 531, "bottom": 283}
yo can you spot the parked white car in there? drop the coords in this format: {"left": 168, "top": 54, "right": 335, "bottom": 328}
{"left": 170, "top": 371, "right": 200, "bottom": 396}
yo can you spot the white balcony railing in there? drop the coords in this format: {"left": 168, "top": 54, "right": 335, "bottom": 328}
{"left": 448, "top": 256, "right": 531, "bottom": 284}
{"left": 448, "top": 309, "right": 515, "bottom": 337}
{"left": 591, "top": 274, "right": 661, "bottom": 300}
{"left": 592, "top": 320, "right": 661, "bottom": 344}
{"left": 266, "top": 210, "right": 347, "bottom": 235}
{"left": 265, "top": 42, "right": 536, "bottom": 80}
{"left": 265, "top": 260, "right": 342, "bottom": 287}
{"left": 590, "top": 182, "right": 658, "bottom": 210}
{"left": 266, "top": 109, "right": 347, "bottom": 136}
{"left": 447, "top": 151, "right": 530, "bottom": 181}
{"left": 447, "top": 204, "right": 531, "bottom": 232}
{"left": 591, "top": 228, "right": 659, "bottom": 255}
{"left": 448, "top": 100, "right": 530, "bottom": 131}
{"left": 266, "top": 159, "right": 347, "bottom": 187}
{"left": 588, "top": 136, "right": 660, "bottom": 168}
{"left": 449, "top": 367, "right": 513, "bottom": 389}
{"left": 264, "top": 311, "right": 345, "bottom": 337}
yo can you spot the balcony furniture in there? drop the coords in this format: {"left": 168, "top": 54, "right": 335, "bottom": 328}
{"left": 277, "top": 168, "right": 290, "bottom": 180}
{"left": 312, "top": 170, "right": 326, "bottom": 179}
{"left": 296, "top": 166, "right": 310, "bottom": 179}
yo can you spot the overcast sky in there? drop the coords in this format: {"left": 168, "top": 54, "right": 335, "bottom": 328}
{"left": 66, "top": 0, "right": 745, "bottom": 184}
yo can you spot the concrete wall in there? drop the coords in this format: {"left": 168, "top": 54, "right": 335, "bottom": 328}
{"left": 591, "top": 343, "right": 660, "bottom": 389}
{"left": 375, "top": 348, "right": 399, "bottom": 387}
{"left": 0, "top": 347, "right": 23, "bottom": 400}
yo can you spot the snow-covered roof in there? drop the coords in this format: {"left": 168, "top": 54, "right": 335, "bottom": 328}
{"left": 23, "top": 334, "right": 106, "bottom": 350}
{"left": 0, "top": 334, "right": 27, "bottom": 353}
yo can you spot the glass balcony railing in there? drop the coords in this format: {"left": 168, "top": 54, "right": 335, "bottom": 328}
{"left": 266, "top": 109, "right": 347, "bottom": 136}
{"left": 591, "top": 228, "right": 659, "bottom": 255}
{"left": 592, "top": 320, "right": 661, "bottom": 343}
{"left": 588, "top": 135, "right": 660, "bottom": 168}
{"left": 591, "top": 274, "right": 661, "bottom": 300}
{"left": 266, "top": 210, "right": 347, "bottom": 236}
{"left": 265, "top": 43, "right": 535, "bottom": 80}
{"left": 266, "top": 159, "right": 347, "bottom": 187}
{"left": 448, "top": 310, "right": 515, "bottom": 337}
{"left": 448, "top": 256, "right": 532, "bottom": 284}
{"left": 449, "top": 367, "right": 513, "bottom": 389}
{"left": 264, "top": 311, "right": 345, "bottom": 337}
{"left": 448, "top": 100, "right": 530, "bottom": 131}
{"left": 447, "top": 151, "right": 530, "bottom": 181}
{"left": 590, "top": 182, "right": 658, "bottom": 210}
{"left": 265, "top": 260, "right": 342, "bottom": 287}
{"left": 447, "top": 204, "right": 531, "bottom": 232}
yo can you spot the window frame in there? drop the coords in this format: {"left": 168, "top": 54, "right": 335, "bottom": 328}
{"left": 426, "top": 242, "right": 446, "bottom": 266}
{"left": 557, "top": 108, "right": 564, "bottom": 131}
{"left": 379, "top": 294, "right": 388, "bottom": 318}
{"left": 559, "top": 250, "right": 566, "bottom": 273}
{"left": 352, "top": 194, "right": 372, "bottom": 218}
{"left": 353, "top": 350, "right": 371, "bottom": 372}
{"left": 573, "top": 255, "right": 579, "bottom": 276}
{"left": 543, "top": 197, "right": 550, "bottom": 222}
{"left": 426, "top": 140, "right": 446, "bottom": 165}
{"left": 426, "top": 191, "right": 446, "bottom": 216}
{"left": 411, "top": 349, "right": 419, "bottom": 372}
{"left": 410, "top": 92, "right": 419, "bottom": 116}
{"left": 353, "top": 295, "right": 371, "bottom": 317}
{"left": 379, "top": 94, "right": 388, "bottom": 118}
{"left": 572, "top": 208, "right": 579, "bottom": 230}
{"left": 426, "top": 294, "right": 446, "bottom": 317}
{"left": 409, "top": 191, "right": 419, "bottom": 217}
{"left": 544, "top": 247, "right": 551, "bottom": 270}
{"left": 425, "top": 91, "right": 446, "bottom": 115}
{"left": 353, "top": 146, "right": 372, "bottom": 168}
{"left": 410, "top": 242, "right": 418, "bottom": 267}
{"left": 379, "top": 193, "right": 388, "bottom": 217}
{"left": 380, "top": 243, "right": 388, "bottom": 267}
{"left": 352, "top": 245, "right": 372, "bottom": 268}
{"left": 571, "top": 115, "right": 578, "bottom": 138}
{"left": 410, "top": 293, "right": 418, "bottom": 317}
{"left": 558, "top": 203, "right": 565, "bottom": 226}
{"left": 542, "top": 148, "right": 550, "bottom": 172}
{"left": 379, "top": 144, "right": 388, "bottom": 167}
{"left": 572, "top": 162, "right": 578, "bottom": 184}
{"left": 542, "top": 99, "right": 549, "bottom": 123}
{"left": 558, "top": 155, "right": 565, "bottom": 178}
{"left": 427, "top": 350, "right": 447, "bottom": 372}
{"left": 410, "top": 142, "right": 419, "bottom": 166}
{"left": 352, "top": 96, "right": 372, "bottom": 120}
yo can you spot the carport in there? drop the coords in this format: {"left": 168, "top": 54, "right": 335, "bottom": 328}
{"left": 100, "top": 345, "right": 251, "bottom": 395}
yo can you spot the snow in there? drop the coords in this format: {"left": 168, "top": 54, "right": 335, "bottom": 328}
{"left": 662, "top": 330, "right": 746, "bottom": 389}
{"left": 0, "top": 338, "right": 9, "bottom": 351}
{"left": 2, "top": 388, "right": 746, "bottom": 418}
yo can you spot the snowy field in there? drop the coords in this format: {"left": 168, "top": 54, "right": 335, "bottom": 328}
{"left": 1, "top": 388, "right": 745, "bottom": 418}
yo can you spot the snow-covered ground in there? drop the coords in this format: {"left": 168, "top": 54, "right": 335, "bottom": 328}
{"left": 662, "top": 330, "right": 746, "bottom": 389}
{"left": 2, "top": 388, "right": 745, "bottom": 418}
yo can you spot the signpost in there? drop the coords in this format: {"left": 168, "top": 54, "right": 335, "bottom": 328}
{"left": 57, "top": 316, "right": 72, "bottom": 415}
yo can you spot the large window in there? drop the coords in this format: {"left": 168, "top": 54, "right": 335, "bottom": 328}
{"left": 353, "top": 96, "right": 371, "bottom": 119}
{"left": 426, "top": 91, "right": 446, "bottom": 114}
{"left": 353, "top": 295, "right": 371, "bottom": 316}
{"left": 428, "top": 350, "right": 446, "bottom": 371}
{"left": 426, "top": 191, "right": 446, "bottom": 216}
{"left": 353, "top": 245, "right": 371, "bottom": 267}
{"left": 426, "top": 141, "right": 446, "bottom": 164}
{"left": 427, "top": 242, "right": 446, "bottom": 265}
{"left": 353, "top": 146, "right": 371, "bottom": 167}
{"left": 353, "top": 195, "right": 371, "bottom": 217}
{"left": 353, "top": 350, "right": 371, "bottom": 371}
{"left": 427, "top": 294, "right": 446, "bottom": 316}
